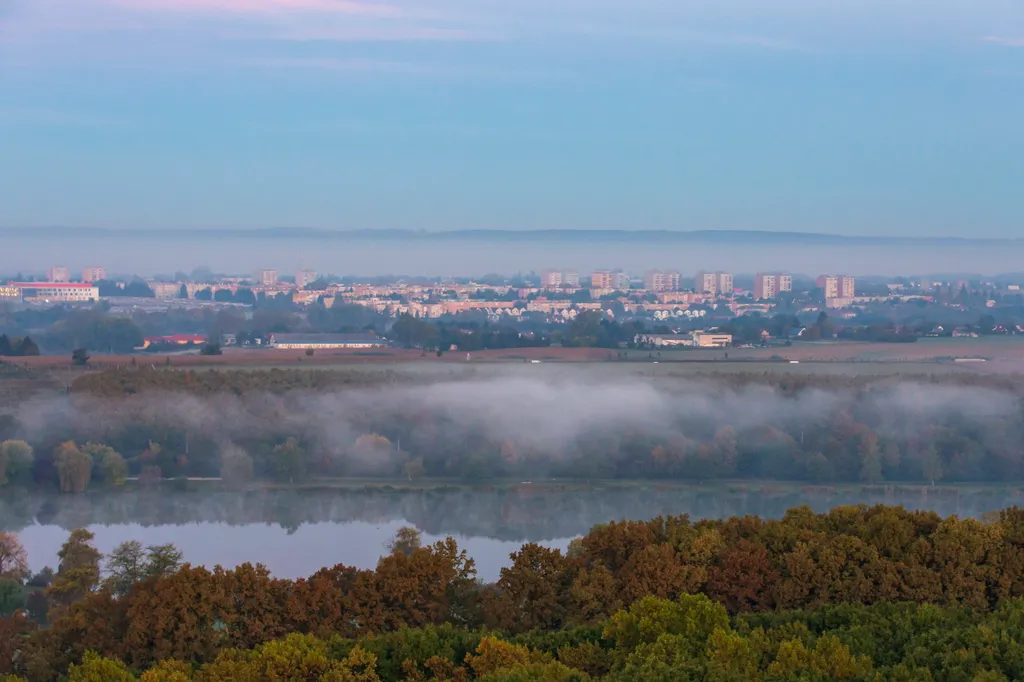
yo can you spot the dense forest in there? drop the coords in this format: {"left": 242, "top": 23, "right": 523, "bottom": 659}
{"left": 6, "top": 504, "right": 1024, "bottom": 680}
{"left": 3, "top": 369, "right": 1024, "bottom": 488}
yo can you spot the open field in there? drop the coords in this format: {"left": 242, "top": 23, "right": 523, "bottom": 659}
{"left": 3, "top": 338, "right": 1023, "bottom": 382}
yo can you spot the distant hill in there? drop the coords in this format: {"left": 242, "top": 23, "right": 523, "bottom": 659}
{"left": 2, "top": 227, "right": 1018, "bottom": 247}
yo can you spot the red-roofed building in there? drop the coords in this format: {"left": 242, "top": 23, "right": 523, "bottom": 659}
{"left": 141, "top": 334, "right": 208, "bottom": 349}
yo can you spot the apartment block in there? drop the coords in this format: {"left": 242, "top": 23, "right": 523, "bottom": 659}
{"left": 591, "top": 270, "right": 613, "bottom": 289}
{"left": 716, "top": 272, "right": 734, "bottom": 295}
{"left": 540, "top": 270, "right": 563, "bottom": 289}
{"left": 817, "top": 275, "right": 855, "bottom": 300}
{"left": 613, "top": 271, "right": 630, "bottom": 290}
{"left": 753, "top": 273, "right": 778, "bottom": 300}
{"left": 694, "top": 271, "right": 717, "bottom": 294}
{"left": 81, "top": 267, "right": 107, "bottom": 283}
{"left": 47, "top": 266, "right": 70, "bottom": 283}
{"left": 257, "top": 269, "right": 279, "bottom": 287}
{"left": 776, "top": 273, "right": 793, "bottom": 293}
{"left": 644, "top": 270, "right": 681, "bottom": 292}
{"left": 295, "top": 269, "right": 319, "bottom": 288}
{"left": 695, "top": 271, "right": 733, "bottom": 296}
{"left": 563, "top": 271, "right": 581, "bottom": 288}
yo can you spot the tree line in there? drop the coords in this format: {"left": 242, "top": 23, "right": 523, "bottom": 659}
{"left": 7, "top": 504, "right": 1024, "bottom": 679}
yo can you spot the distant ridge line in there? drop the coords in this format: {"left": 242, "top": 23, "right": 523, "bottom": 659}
{"left": 2, "top": 227, "right": 1017, "bottom": 246}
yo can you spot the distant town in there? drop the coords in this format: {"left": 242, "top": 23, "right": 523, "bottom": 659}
{"left": 1, "top": 264, "right": 1022, "bottom": 357}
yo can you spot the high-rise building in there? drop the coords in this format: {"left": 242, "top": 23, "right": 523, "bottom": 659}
{"left": 817, "top": 275, "right": 837, "bottom": 299}
{"left": 295, "top": 270, "right": 319, "bottom": 288}
{"left": 257, "top": 269, "right": 278, "bottom": 287}
{"left": 715, "top": 272, "right": 734, "bottom": 295}
{"left": 591, "top": 270, "right": 613, "bottom": 289}
{"left": 817, "top": 275, "right": 855, "bottom": 300}
{"left": 563, "top": 271, "right": 580, "bottom": 288}
{"left": 613, "top": 271, "right": 631, "bottom": 290}
{"left": 694, "top": 271, "right": 733, "bottom": 296}
{"left": 47, "top": 266, "right": 70, "bottom": 283}
{"left": 540, "top": 270, "right": 563, "bottom": 289}
{"left": 81, "top": 267, "right": 107, "bottom": 283}
{"left": 819, "top": 274, "right": 851, "bottom": 299}
{"left": 754, "top": 273, "right": 778, "bottom": 300}
{"left": 644, "top": 270, "right": 681, "bottom": 292}
{"left": 694, "top": 271, "right": 717, "bottom": 294}
{"left": 776, "top": 273, "right": 792, "bottom": 294}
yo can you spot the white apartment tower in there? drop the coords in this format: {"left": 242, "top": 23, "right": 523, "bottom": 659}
{"left": 754, "top": 273, "right": 778, "bottom": 300}
{"left": 540, "top": 270, "right": 563, "bottom": 289}
{"left": 47, "top": 266, "right": 70, "bottom": 283}
{"left": 644, "top": 270, "right": 681, "bottom": 292}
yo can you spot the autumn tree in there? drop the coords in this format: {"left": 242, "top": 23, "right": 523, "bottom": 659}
{"left": 492, "top": 544, "right": 575, "bottom": 633}
{"left": 388, "top": 527, "right": 422, "bottom": 557}
{"left": 0, "top": 534, "right": 29, "bottom": 583}
{"left": 46, "top": 529, "right": 102, "bottom": 615}
{"left": 54, "top": 441, "right": 93, "bottom": 494}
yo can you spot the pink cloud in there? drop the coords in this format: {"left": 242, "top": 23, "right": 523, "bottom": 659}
{"left": 982, "top": 36, "right": 1024, "bottom": 47}
{"left": 275, "top": 25, "right": 492, "bottom": 41}
{"left": 105, "top": 0, "right": 403, "bottom": 17}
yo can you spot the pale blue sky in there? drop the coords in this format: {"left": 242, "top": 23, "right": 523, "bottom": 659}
{"left": 1, "top": 0, "right": 1022, "bottom": 236}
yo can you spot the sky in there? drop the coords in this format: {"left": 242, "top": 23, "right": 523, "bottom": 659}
{"left": 1, "top": 0, "right": 1022, "bottom": 236}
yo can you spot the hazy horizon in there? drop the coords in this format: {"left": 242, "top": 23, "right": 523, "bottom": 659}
{"left": 5, "top": 232, "right": 1024, "bottom": 278}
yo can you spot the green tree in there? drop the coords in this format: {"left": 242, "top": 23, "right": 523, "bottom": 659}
{"left": 858, "top": 433, "right": 883, "bottom": 484}
{"left": 220, "top": 444, "right": 254, "bottom": 489}
{"left": 46, "top": 529, "right": 102, "bottom": 615}
{"left": 71, "top": 348, "right": 90, "bottom": 366}
{"left": 145, "top": 544, "right": 184, "bottom": 580}
{"left": 15, "top": 337, "right": 39, "bottom": 356}
{"left": 0, "top": 441, "right": 33, "bottom": 487}
{"left": 67, "top": 651, "right": 135, "bottom": 682}
{"left": 404, "top": 457, "right": 425, "bottom": 482}
{"left": 271, "top": 437, "right": 306, "bottom": 483}
{"left": 82, "top": 443, "right": 128, "bottom": 488}
{"left": 103, "top": 541, "right": 146, "bottom": 597}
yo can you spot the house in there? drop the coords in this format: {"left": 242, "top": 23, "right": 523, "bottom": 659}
{"left": 268, "top": 333, "right": 388, "bottom": 350}
{"left": 951, "top": 326, "right": 976, "bottom": 338}
{"left": 140, "top": 334, "right": 207, "bottom": 349}
{"left": 635, "top": 333, "right": 694, "bottom": 348}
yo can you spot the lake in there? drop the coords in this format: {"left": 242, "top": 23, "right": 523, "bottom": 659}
{"left": 4, "top": 484, "right": 1024, "bottom": 581}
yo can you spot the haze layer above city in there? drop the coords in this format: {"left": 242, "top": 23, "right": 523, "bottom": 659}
{"left": 6, "top": 230, "right": 1024, "bottom": 277}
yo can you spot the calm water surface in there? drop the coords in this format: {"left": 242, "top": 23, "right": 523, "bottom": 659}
{"left": 5, "top": 485, "right": 1023, "bottom": 581}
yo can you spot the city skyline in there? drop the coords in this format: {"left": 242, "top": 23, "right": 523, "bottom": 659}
{"left": 2, "top": 0, "right": 1022, "bottom": 236}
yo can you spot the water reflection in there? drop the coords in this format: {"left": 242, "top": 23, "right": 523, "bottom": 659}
{"left": 5, "top": 484, "right": 1023, "bottom": 581}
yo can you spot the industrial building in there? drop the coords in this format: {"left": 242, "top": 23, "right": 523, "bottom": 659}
{"left": 9, "top": 282, "right": 99, "bottom": 302}
{"left": 268, "top": 333, "right": 388, "bottom": 350}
